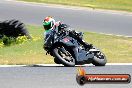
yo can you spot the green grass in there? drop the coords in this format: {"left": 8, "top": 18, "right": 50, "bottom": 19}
{"left": 0, "top": 25, "right": 54, "bottom": 65}
{"left": 18, "top": 0, "right": 132, "bottom": 12}
{"left": 0, "top": 25, "right": 132, "bottom": 65}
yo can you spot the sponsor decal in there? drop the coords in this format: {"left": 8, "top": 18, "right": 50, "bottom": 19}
{"left": 76, "top": 67, "right": 131, "bottom": 85}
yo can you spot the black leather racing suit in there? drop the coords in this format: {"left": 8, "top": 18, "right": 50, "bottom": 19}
{"left": 44, "top": 23, "right": 92, "bottom": 50}
{"left": 58, "top": 24, "right": 92, "bottom": 49}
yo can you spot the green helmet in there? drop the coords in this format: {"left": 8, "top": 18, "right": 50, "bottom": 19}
{"left": 43, "top": 16, "right": 55, "bottom": 31}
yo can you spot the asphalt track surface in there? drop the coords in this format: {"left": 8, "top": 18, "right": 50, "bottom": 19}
{"left": 0, "top": 0, "right": 132, "bottom": 36}
{"left": 0, "top": 65, "right": 131, "bottom": 88}
{"left": 0, "top": 0, "right": 132, "bottom": 88}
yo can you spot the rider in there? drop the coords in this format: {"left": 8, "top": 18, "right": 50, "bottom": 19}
{"left": 43, "top": 16, "right": 92, "bottom": 50}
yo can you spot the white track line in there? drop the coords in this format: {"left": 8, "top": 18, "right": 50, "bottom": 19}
{"left": 0, "top": 63, "right": 132, "bottom": 67}
{"left": 94, "top": 32, "right": 132, "bottom": 38}
{"left": 37, "top": 63, "right": 132, "bottom": 66}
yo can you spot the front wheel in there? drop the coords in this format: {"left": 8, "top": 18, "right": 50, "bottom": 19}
{"left": 53, "top": 45, "right": 75, "bottom": 67}
{"left": 92, "top": 52, "right": 107, "bottom": 66}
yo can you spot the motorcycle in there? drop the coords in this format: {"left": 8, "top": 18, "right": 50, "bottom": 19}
{"left": 44, "top": 26, "right": 107, "bottom": 67}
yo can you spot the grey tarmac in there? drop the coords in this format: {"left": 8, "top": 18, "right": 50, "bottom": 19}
{"left": 0, "top": 65, "right": 131, "bottom": 88}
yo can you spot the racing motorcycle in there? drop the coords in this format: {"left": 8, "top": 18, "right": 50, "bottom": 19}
{"left": 44, "top": 26, "right": 107, "bottom": 67}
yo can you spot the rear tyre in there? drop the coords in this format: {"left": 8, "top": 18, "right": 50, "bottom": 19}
{"left": 92, "top": 52, "right": 107, "bottom": 66}
{"left": 53, "top": 45, "right": 75, "bottom": 67}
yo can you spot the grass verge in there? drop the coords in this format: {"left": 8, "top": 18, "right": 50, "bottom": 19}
{"left": 0, "top": 25, "right": 132, "bottom": 65}
{"left": 18, "top": 0, "right": 132, "bottom": 12}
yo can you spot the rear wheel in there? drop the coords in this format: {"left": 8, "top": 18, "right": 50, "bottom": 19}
{"left": 92, "top": 52, "right": 107, "bottom": 66}
{"left": 53, "top": 45, "right": 75, "bottom": 67}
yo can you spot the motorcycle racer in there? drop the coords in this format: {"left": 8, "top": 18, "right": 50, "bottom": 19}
{"left": 43, "top": 16, "right": 92, "bottom": 50}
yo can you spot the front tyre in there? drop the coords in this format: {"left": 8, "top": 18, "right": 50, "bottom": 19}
{"left": 92, "top": 52, "right": 107, "bottom": 66}
{"left": 53, "top": 45, "right": 75, "bottom": 67}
